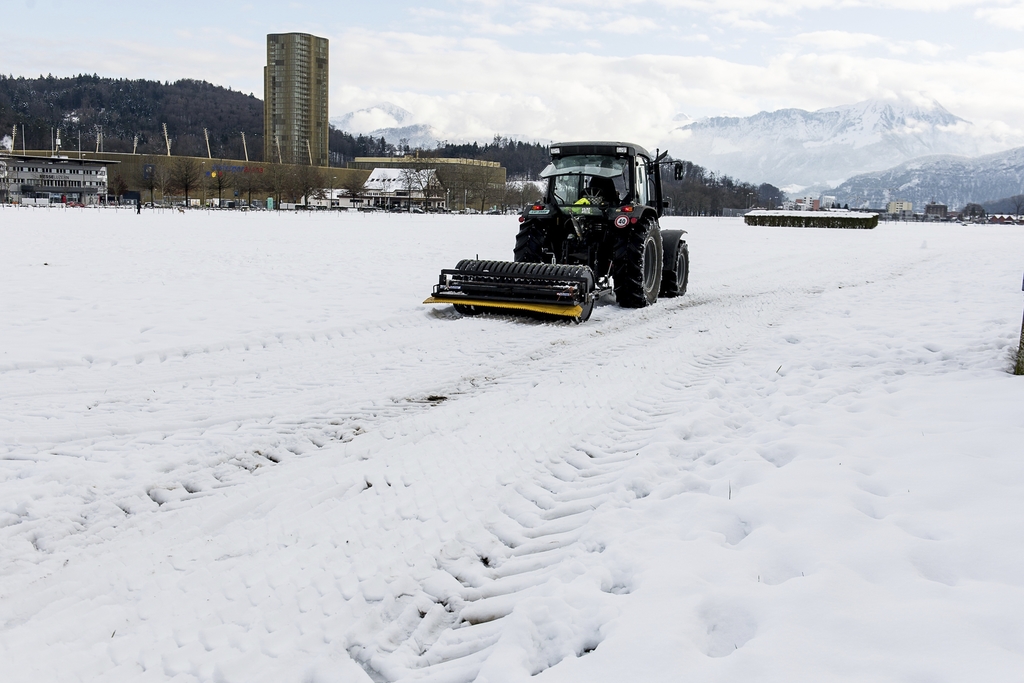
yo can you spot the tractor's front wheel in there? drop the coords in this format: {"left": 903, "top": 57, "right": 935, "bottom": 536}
{"left": 613, "top": 218, "right": 663, "bottom": 308}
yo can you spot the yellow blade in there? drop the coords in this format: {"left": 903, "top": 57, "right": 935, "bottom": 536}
{"left": 424, "top": 297, "right": 583, "bottom": 318}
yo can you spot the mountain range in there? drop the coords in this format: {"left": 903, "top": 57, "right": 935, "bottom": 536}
{"left": 331, "top": 103, "right": 441, "bottom": 149}
{"left": 670, "top": 98, "right": 1019, "bottom": 190}
{"left": 829, "top": 147, "right": 1024, "bottom": 209}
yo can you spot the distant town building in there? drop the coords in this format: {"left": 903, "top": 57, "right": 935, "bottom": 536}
{"left": 0, "top": 153, "right": 111, "bottom": 205}
{"left": 887, "top": 200, "right": 913, "bottom": 217}
{"left": 264, "top": 32, "right": 329, "bottom": 167}
{"left": 820, "top": 195, "right": 837, "bottom": 209}
{"left": 782, "top": 196, "right": 820, "bottom": 211}
{"left": 924, "top": 202, "right": 947, "bottom": 220}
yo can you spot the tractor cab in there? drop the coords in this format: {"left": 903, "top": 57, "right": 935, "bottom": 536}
{"left": 539, "top": 142, "right": 664, "bottom": 217}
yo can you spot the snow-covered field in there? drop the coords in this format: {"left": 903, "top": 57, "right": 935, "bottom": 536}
{"left": 3, "top": 206, "right": 1024, "bottom": 682}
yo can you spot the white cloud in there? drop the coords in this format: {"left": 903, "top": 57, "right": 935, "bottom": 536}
{"left": 794, "top": 30, "right": 883, "bottom": 50}
{"left": 976, "top": 4, "right": 1024, "bottom": 29}
{"left": 4, "top": 0, "right": 1024, "bottom": 156}
{"left": 326, "top": 29, "right": 1024, "bottom": 152}
{"left": 885, "top": 39, "right": 949, "bottom": 56}
{"left": 603, "top": 17, "right": 660, "bottom": 34}
{"left": 711, "top": 11, "right": 776, "bottom": 31}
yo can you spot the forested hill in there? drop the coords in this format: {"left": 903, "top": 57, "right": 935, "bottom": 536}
{"left": 326, "top": 133, "right": 552, "bottom": 177}
{"left": 0, "top": 75, "right": 265, "bottom": 161}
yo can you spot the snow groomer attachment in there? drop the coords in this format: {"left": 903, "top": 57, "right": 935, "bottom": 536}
{"left": 425, "top": 259, "right": 597, "bottom": 323}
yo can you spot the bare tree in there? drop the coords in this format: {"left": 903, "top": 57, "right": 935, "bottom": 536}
{"left": 137, "top": 162, "right": 158, "bottom": 205}
{"left": 467, "top": 165, "right": 503, "bottom": 213}
{"left": 339, "top": 170, "right": 368, "bottom": 209}
{"left": 263, "top": 163, "right": 292, "bottom": 208}
{"left": 110, "top": 171, "right": 130, "bottom": 199}
{"left": 963, "top": 203, "right": 986, "bottom": 220}
{"left": 437, "top": 163, "right": 475, "bottom": 211}
{"left": 234, "top": 169, "right": 264, "bottom": 207}
{"left": 291, "top": 164, "right": 325, "bottom": 207}
{"left": 153, "top": 164, "right": 172, "bottom": 206}
{"left": 522, "top": 181, "right": 542, "bottom": 207}
{"left": 506, "top": 179, "right": 541, "bottom": 211}
{"left": 210, "top": 167, "right": 232, "bottom": 205}
{"left": 399, "top": 163, "right": 431, "bottom": 211}
{"left": 171, "top": 157, "right": 201, "bottom": 206}
{"left": 424, "top": 170, "right": 445, "bottom": 211}
{"left": 1011, "top": 194, "right": 1024, "bottom": 219}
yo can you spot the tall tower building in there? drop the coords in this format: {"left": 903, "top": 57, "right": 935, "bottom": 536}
{"left": 264, "top": 32, "right": 329, "bottom": 166}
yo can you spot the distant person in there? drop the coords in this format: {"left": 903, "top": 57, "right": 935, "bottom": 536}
{"left": 136, "top": 201, "right": 141, "bottom": 215}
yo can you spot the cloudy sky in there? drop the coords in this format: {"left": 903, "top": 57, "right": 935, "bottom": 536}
{"left": 6, "top": 0, "right": 1024, "bottom": 146}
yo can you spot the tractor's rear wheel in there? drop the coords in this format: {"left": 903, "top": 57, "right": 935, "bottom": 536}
{"left": 660, "top": 232, "right": 689, "bottom": 298}
{"left": 514, "top": 221, "right": 547, "bottom": 263}
{"left": 613, "top": 218, "right": 663, "bottom": 308}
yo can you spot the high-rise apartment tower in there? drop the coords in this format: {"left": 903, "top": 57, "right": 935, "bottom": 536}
{"left": 264, "top": 32, "right": 329, "bottom": 166}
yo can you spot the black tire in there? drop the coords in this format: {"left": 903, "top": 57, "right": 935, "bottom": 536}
{"left": 513, "top": 221, "right": 547, "bottom": 263}
{"left": 660, "top": 231, "right": 689, "bottom": 298}
{"left": 613, "top": 218, "right": 663, "bottom": 308}
{"left": 453, "top": 303, "right": 481, "bottom": 316}
{"left": 572, "top": 267, "right": 597, "bottom": 324}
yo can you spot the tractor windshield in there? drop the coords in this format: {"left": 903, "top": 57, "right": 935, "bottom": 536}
{"left": 540, "top": 155, "right": 627, "bottom": 179}
{"left": 541, "top": 155, "right": 631, "bottom": 206}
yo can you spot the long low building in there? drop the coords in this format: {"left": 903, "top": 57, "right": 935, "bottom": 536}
{"left": 744, "top": 209, "right": 879, "bottom": 229}
{"left": 1, "top": 153, "right": 113, "bottom": 205}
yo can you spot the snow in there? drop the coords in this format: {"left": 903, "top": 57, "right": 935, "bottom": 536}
{"left": 2, "top": 205, "right": 1024, "bottom": 682}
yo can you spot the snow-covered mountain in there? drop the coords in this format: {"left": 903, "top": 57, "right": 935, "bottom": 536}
{"left": 830, "top": 146, "right": 1024, "bottom": 209}
{"left": 671, "top": 98, "right": 1016, "bottom": 189}
{"left": 331, "top": 102, "right": 415, "bottom": 132}
{"left": 331, "top": 102, "right": 441, "bottom": 148}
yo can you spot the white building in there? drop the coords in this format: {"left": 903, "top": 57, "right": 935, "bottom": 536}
{"left": 303, "top": 189, "right": 363, "bottom": 210}
{"left": 782, "top": 196, "right": 820, "bottom": 211}
{"left": 1, "top": 154, "right": 111, "bottom": 205}
{"left": 361, "top": 167, "right": 445, "bottom": 210}
{"left": 887, "top": 200, "right": 913, "bottom": 216}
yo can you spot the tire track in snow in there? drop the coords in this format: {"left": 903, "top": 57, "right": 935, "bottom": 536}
{"left": 334, "top": 248, "right": 943, "bottom": 681}
{"left": 340, "top": 288, "right": 815, "bottom": 681}
{"left": 1, "top": 241, "right": 937, "bottom": 680}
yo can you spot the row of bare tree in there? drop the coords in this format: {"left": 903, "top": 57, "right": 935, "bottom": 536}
{"left": 115, "top": 157, "right": 358, "bottom": 207}
{"left": 111, "top": 156, "right": 537, "bottom": 212}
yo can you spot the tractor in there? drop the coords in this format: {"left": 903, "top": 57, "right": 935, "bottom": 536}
{"left": 425, "top": 141, "right": 688, "bottom": 322}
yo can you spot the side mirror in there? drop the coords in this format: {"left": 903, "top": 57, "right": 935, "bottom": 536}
{"left": 662, "top": 199, "right": 670, "bottom": 209}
